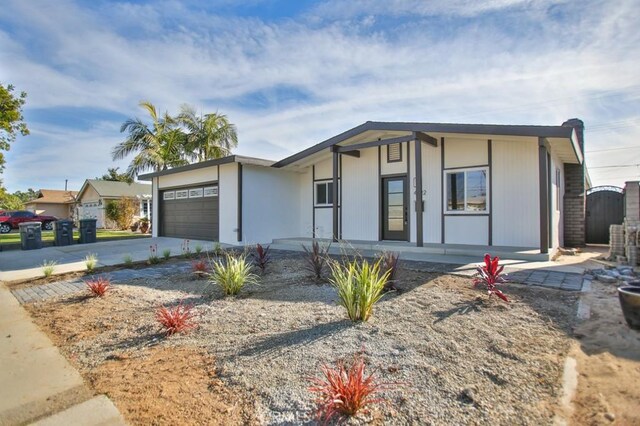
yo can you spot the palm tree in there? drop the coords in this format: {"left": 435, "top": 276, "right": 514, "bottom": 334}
{"left": 112, "top": 101, "right": 188, "bottom": 177}
{"left": 177, "top": 104, "right": 238, "bottom": 162}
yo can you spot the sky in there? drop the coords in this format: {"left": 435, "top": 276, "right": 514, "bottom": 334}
{"left": 0, "top": 0, "right": 639, "bottom": 192}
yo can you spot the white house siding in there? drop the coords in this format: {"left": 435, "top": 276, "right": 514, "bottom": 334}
{"left": 151, "top": 177, "right": 159, "bottom": 237}
{"left": 310, "top": 157, "right": 339, "bottom": 239}
{"left": 158, "top": 166, "right": 218, "bottom": 188}
{"left": 422, "top": 140, "right": 443, "bottom": 244}
{"left": 241, "top": 165, "right": 301, "bottom": 244}
{"left": 549, "top": 150, "right": 564, "bottom": 249}
{"left": 219, "top": 163, "right": 239, "bottom": 244}
{"left": 298, "top": 170, "right": 313, "bottom": 237}
{"left": 492, "top": 139, "right": 539, "bottom": 247}
{"left": 380, "top": 143, "right": 408, "bottom": 176}
{"left": 342, "top": 147, "right": 379, "bottom": 241}
{"left": 445, "top": 215, "right": 489, "bottom": 245}
{"left": 442, "top": 137, "right": 490, "bottom": 245}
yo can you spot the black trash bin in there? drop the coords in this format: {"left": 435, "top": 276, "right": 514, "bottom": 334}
{"left": 54, "top": 220, "right": 74, "bottom": 246}
{"left": 78, "top": 218, "right": 97, "bottom": 244}
{"left": 19, "top": 221, "right": 43, "bottom": 250}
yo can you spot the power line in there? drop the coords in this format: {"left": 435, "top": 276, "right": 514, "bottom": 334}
{"left": 589, "top": 164, "right": 640, "bottom": 169}
{"left": 586, "top": 146, "right": 640, "bottom": 153}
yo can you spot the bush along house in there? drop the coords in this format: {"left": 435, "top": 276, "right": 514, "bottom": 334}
{"left": 139, "top": 119, "right": 588, "bottom": 261}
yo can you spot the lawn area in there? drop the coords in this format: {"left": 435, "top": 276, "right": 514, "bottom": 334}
{"left": 0, "top": 229, "right": 150, "bottom": 245}
{"left": 24, "top": 252, "right": 581, "bottom": 425}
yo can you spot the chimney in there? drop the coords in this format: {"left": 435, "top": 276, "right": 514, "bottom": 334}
{"left": 562, "top": 118, "right": 585, "bottom": 153}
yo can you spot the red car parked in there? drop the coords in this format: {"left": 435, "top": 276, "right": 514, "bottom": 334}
{"left": 0, "top": 210, "right": 58, "bottom": 233}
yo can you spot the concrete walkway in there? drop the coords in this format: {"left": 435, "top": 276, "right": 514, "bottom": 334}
{"left": 0, "top": 237, "right": 215, "bottom": 283}
{"left": 0, "top": 283, "right": 125, "bottom": 425}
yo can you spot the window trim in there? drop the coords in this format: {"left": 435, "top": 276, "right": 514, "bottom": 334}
{"left": 386, "top": 143, "right": 403, "bottom": 163}
{"left": 443, "top": 166, "right": 490, "bottom": 214}
{"left": 314, "top": 180, "right": 335, "bottom": 207}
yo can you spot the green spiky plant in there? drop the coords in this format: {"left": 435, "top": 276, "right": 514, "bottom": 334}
{"left": 123, "top": 254, "right": 133, "bottom": 266}
{"left": 85, "top": 253, "right": 98, "bottom": 272}
{"left": 209, "top": 253, "right": 259, "bottom": 296}
{"left": 162, "top": 248, "right": 171, "bottom": 260}
{"left": 329, "top": 258, "right": 390, "bottom": 322}
{"left": 42, "top": 260, "right": 57, "bottom": 278}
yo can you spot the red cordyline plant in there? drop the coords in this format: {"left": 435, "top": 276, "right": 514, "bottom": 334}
{"left": 378, "top": 251, "right": 400, "bottom": 291}
{"left": 473, "top": 253, "right": 509, "bottom": 302}
{"left": 155, "top": 303, "right": 197, "bottom": 336}
{"left": 302, "top": 241, "right": 331, "bottom": 279}
{"left": 191, "top": 259, "right": 208, "bottom": 273}
{"left": 251, "top": 243, "right": 271, "bottom": 273}
{"left": 308, "top": 354, "right": 391, "bottom": 424}
{"left": 85, "top": 277, "right": 110, "bottom": 297}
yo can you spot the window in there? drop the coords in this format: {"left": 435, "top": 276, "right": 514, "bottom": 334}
{"left": 142, "top": 200, "right": 149, "bottom": 217}
{"left": 445, "top": 168, "right": 488, "bottom": 212}
{"left": 387, "top": 143, "right": 402, "bottom": 163}
{"left": 315, "top": 181, "right": 334, "bottom": 206}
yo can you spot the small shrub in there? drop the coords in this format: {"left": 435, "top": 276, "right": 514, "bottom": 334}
{"left": 148, "top": 244, "right": 160, "bottom": 264}
{"left": 251, "top": 243, "right": 271, "bottom": 273}
{"left": 378, "top": 251, "right": 400, "bottom": 291}
{"left": 473, "top": 253, "right": 509, "bottom": 302}
{"left": 195, "top": 244, "right": 203, "bottom": 255}
{"left": 302, "top": 241, "right": 330, "bottom": 279}
{"left": 329, "top": 258, "right": 389, "bottom": 322}
{"left": 308, "top": 354, "right": 391, "bottom": 423}
{"left": 209, "top": 253, "right": 259, "bottom": 296}
{"left": 213, "top": 242, "right": 223, "bottom": 256}
{"left": 86, "top": 277, "right": 110, "bottom": 297}
{"left": 123, "top": 254, "right": 133, "bottom": 266}
{"left": 192, "top": 259, "right": 208, "bottom": 274}
{"left": 85, "top": 253, "right": 98, "bottom": 272}
{"left": 42, "top": 260, "right": 57, "bottom": 277}
{"left": 162, "top": 248, "right": 171, "bottom": 260}
{"left": 156, "top": 303, "right": 197, "bottom": 336}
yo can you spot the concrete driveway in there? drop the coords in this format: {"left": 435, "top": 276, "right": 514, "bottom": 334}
{"left": 0, "top": 237, "right": 216, "bottom": 283}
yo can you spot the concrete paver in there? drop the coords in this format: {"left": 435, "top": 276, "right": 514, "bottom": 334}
{"left": 0, "top": 283, "right": 124, "bottom": 425}
{"left": 30, "top": 395, "right": 126, "bottom": 426}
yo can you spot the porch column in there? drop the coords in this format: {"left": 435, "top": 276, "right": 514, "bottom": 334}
{"left": 414, "top": 133, "right": 424, "bottom": 247}
{"left": 332, "top": 147, "right": 339, "bottom": 242}
{"left": 538, "top": 138, "right": 549, "bottom": 254}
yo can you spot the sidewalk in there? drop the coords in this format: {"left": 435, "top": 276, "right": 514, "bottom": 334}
{"left": 0, "top": 283, "right": 126, "bottom": 425}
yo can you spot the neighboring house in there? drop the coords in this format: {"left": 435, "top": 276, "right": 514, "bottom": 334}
{"left": 75, "top": 180, "right": 152, "bottom": 228}
{"left": 24, "top": 189, "right": 77, "bottom": 219}
{"left": 139, "top": 119, "right": 588, "bottom": 260}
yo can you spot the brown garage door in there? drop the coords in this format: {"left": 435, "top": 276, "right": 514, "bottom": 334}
{"left": 160, "top": 185, "right": 218, "bottom": 241}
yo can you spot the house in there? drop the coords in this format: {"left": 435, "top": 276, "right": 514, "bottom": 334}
{"left": 75, "top": 179, "right": 152, "bottom": 228}
{"left": 24, "top": 189, "right": 77, "bottom": 219}
{"left": 139, "top": 119, "right": 587, "bottom": 260}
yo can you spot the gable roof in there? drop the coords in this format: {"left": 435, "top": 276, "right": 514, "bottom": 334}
{"left": 272, "top": 121, "right": 579, "bottom": 167}
{"left": 24, "top": 189, "right": 77, "bottom": 205}
{"left": 76, "top": 179, "right": 152, "bottom": 200}
{"left": 138, "top": 155, "right": 275, "bottom": 180}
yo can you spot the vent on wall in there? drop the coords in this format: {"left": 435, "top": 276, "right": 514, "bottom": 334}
{"left": 387, "top": 143, "right": 402, "bottom": 163}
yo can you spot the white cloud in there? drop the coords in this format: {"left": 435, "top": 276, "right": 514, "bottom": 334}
{"left": 0, "top": 0, "right": 639, "bottom": 190}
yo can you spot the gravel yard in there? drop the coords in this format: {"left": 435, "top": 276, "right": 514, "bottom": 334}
{"left": 25, "top": 254, "right": 579, "bottom": 425}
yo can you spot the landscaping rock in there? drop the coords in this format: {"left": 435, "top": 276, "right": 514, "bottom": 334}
{"left": 597, "top": 275, "right": 618, "bottom": 283}
{"left": 604, "top": 412, "right": 616, "bottom": 422}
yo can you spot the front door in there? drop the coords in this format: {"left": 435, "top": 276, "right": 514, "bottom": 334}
{"left": 382, "top": 176, "right": 408, "bottom": 241}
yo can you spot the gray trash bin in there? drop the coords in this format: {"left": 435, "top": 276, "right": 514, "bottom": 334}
{"left": 53, "top": 220, "right": 74, "bottom": 246}
{"left": 78, "top": 218, "right": 97, "bottom": 244}
{"left": 19, "top": 221, "right": 43, "bottom": 250}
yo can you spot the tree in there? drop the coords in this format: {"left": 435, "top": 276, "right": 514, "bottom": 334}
{"left": 104, "top": 197, "right": 137, "bottom": 230}
{"left": 177, "top": 105, "right": 238, "bottom": 162}
{"left": 97, "top": 167, "right": 133, "bottom": 184}
{"left": 0, "top": 186, "right": 24, "bottom": 210}
{"left": 112, "top": 101, "right": 188, "bottom": 178}
{"left": 13, "top": 188, "right": 38, "bottom": 203}
{"left": 0, "top": 84, "right": 29, "bottom": 172}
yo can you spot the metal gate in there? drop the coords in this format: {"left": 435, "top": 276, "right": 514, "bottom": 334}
{"left": 586, "top": 186, "right": 624, "bottom": 244}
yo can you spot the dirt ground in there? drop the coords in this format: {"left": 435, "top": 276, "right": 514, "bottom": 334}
{"left": 25, "top": 255, "right": 581, "bottom": 425}
{"left": 568, "top": 280, "right": 640, "bottom": 426}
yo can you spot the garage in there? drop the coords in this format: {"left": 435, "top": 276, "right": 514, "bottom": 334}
{"left": 160, "top": 184, "right": 219, "bottom": 240}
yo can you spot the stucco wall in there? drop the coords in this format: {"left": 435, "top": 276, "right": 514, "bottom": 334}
{"left": 342, "top": 147, "right": 379, "bottom": 241}
{"left": 218, "top": 162, "right": 239, "bottom": 244}
{"left": 241, "top": 165, "right": 301, "bottom": 244}
{"left": 158, "top": 166, "right": 218, "bottom": 189}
